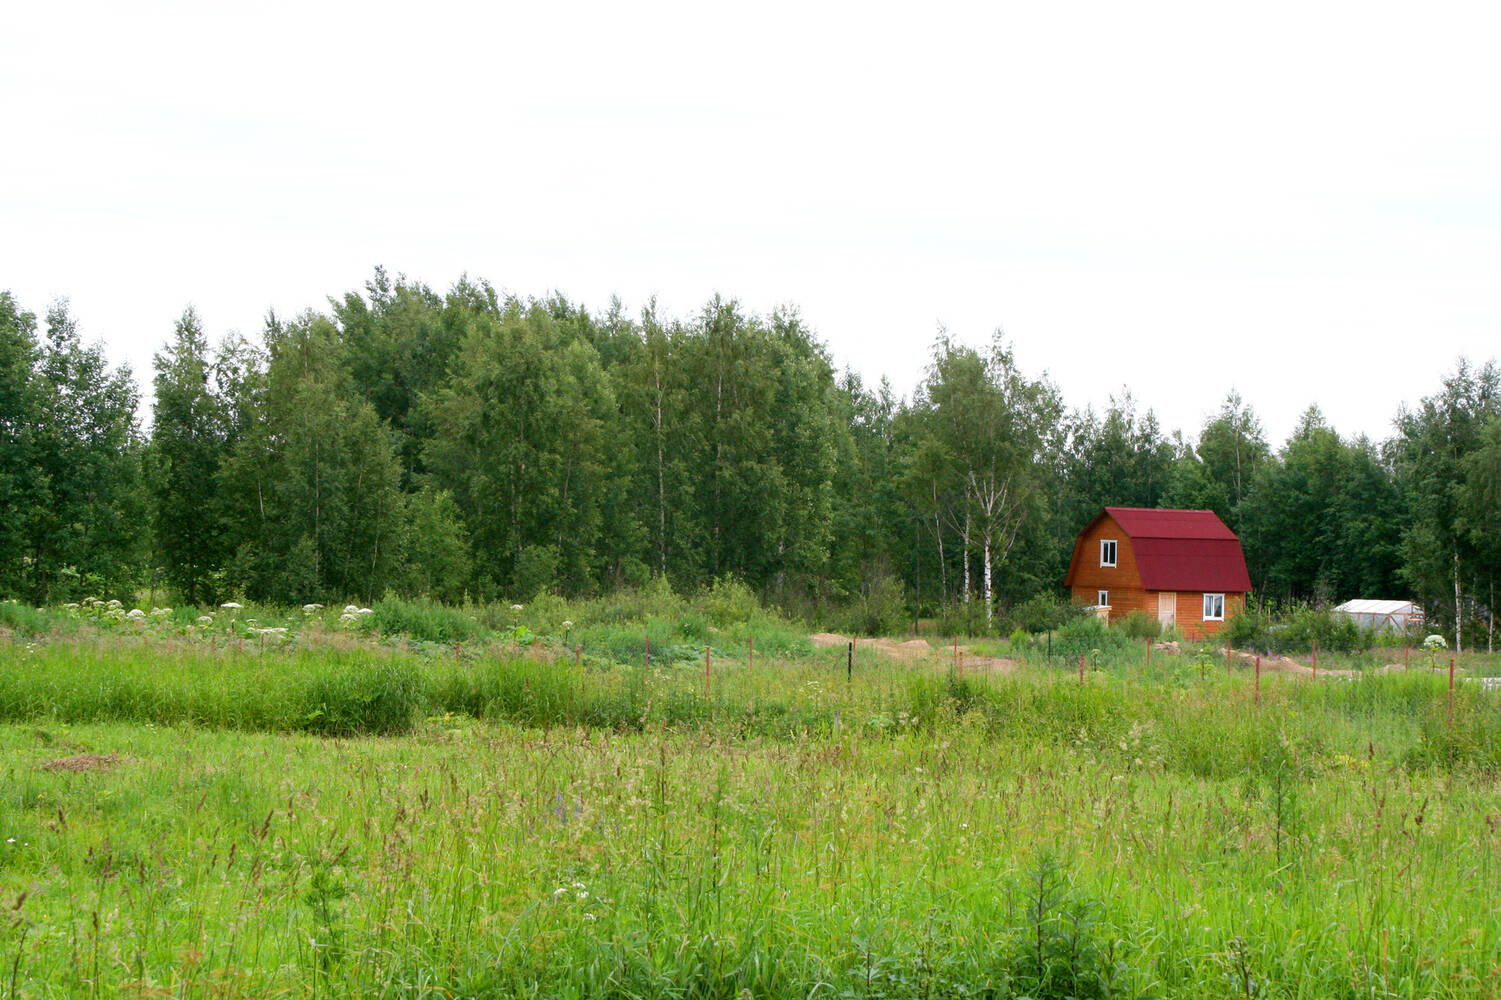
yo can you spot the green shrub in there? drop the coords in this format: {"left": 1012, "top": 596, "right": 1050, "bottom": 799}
{"left": 842, "top": 571, "right": 910, "bottom": 637}
{"left": 0, "top": 600, "right": 57, "bottom": 637}
{"left": 1006, "top": 592, "right": 1084, "bottom": 634}
{"left": 300, "top": 654, "right": 422, "bottom": 736}
{"left": 700, "top": 577, "right": 760, "bottom": 628}
{"left": 1004, "top": 854, "right": 1124, "bottom": 1000}
{"left": 1114, "top": 610, "right": 1161, "bottom": 641}
{"left": 369, "top": 596, "right": 480, "bottom": 644}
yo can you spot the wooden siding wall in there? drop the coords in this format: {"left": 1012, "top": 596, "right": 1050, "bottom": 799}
{"left": 1070, "top": 515, "right": 1139, "bottom": 593}
{"left": 1162, "top": 591, "right": 1246, "bottom": 641}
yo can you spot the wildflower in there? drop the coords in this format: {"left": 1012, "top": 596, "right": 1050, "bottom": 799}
{"left": 1423, "top": 634, "right": 1447, "bottom": 651}
{"left": 62, "top": 602, "right": 79, "bottom": 610}
{"left": 562, "top": 620, "right": 574, "bottom": 630}
{"left": 553, "top": 887, "right": 568, "bottom": 900}
{"left": 150, "top": 607, "right": 172, "bottom": 617}
{"left": 344, "top": 605, "right": 361, "bottom": 615}
{"left": 196, "top": 615, "right": 213, "bottom": 626}
{"left": 126, "top": 609, "right": 146, "bottom": 619}
{"left": 220, "top": 602, "right": 243, "bottom": 611}
{"left": 106, "top": 599, "right": 122, "bottom": 610}
{"left": 303, "top": 603, "right": 324, "bottom": 613}
{"left": 511, "top": 604, "right": 523, "bottom": 612}
{"left": 356, "top": 607, "right": 373, "bottom": 615}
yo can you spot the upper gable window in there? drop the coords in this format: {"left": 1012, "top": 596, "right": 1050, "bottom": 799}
{"left": 1100, "top": 539, "right": 1117, "bottom": 568}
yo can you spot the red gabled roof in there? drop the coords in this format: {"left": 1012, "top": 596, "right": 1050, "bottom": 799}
{"left": 1105, "top": 506, "right": 1239, "bottom": 541}
{"left": 1067, "top": 507, "right": 1252, "bottom": 593}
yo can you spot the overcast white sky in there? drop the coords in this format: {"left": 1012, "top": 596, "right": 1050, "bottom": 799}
{"left": 4, "top": 1, "right": 1498, "bottom": 446}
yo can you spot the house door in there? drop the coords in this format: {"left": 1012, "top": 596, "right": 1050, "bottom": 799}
{"left": 1157, "top": 592, "right": 1176, "bottom": 629}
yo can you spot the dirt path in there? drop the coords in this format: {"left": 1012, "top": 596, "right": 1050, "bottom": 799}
{"left": 1227, "top": 649, "right": 1445, "bottom": 678}
{"left": 809, "top": 633, "right": 1022, "bottom": 675}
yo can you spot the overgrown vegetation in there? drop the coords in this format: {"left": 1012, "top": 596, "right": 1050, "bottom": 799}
{"left": 3, "top": 604, "right": 1501, "bottom": 996}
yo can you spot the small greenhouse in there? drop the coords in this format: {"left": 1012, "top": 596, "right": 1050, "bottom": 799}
{"left": 1332, "top": 599, "right": 1424, "bottom": 633}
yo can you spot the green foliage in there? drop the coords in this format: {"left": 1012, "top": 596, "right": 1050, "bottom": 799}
{"left": 841, "top": 570, "right": 910, "bottom": 636}
{"left": 399, "top": 488, "right": 472, "bottom": 604}
{"left": 300, "top": 654, "right": 421, "bottom": 736}
{"left": 4, "top": 275, "right": 1500, "bottom": 665}
{"left": 1005, "top": 854, "right": 1123, "bottom": 999}
{"left": 1114, "top": 609, "right": 1161, "bottom": 640}
{"left": 0, "top": 599, "right": 55, "bottom": 637}
{"left": 1229, "top": 603, "right": 1373, "bottom": 654}
{"left": 149, "top": 306, "right": 230, "bottom": 605}
{"left": 369, "top": 596, "right": 480, "bottom": 643}
{"left": 0, "top": 299, "right": 146, "bottom": 604}
{"left": 1005, "top": 592, "right": 1080, "bottom": 634}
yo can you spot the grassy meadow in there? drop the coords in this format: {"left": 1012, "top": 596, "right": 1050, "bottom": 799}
{"left": 2, "top": 596, "right": 1500, "bottom": 998}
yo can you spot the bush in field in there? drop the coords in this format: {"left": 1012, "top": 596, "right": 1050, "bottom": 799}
{"left": 369, "top": 596, "right": 480, "bottom": 643}
{"left": 1005, "top": 592, "right": 1084, "bottom": 634}
{"left": 1224, "top": 605, "right": 1270, "bottom": 649}
{"left": 1114, "top": 610, "right": 1161, "bottom": 641}
{"left": 842, "top": 571, "right": 910, "bottom": 636}
{"left": 700, "top": 577, "right": 760, "bottom": 628}
{"left": 0, "top": 599, "right": 57, "bottom": 637}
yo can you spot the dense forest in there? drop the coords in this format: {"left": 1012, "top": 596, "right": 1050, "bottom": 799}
{"left": 2, "top": 271, "right": 1498, "bottom": 645}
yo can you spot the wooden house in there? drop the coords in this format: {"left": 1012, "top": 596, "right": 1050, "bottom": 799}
{"left": 1064, "top": 507, "right": 1251, "bottom": 640}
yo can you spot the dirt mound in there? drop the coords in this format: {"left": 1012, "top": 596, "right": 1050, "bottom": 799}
{"left": 867, "top": 638, "right": 933, "bottom": 660}
{"left": 808, "top": 633, "right": 1024, "bottom": 676}
{"left": 962, "top": 656, "right": 1022, "bottom": 675}
{"left": 41, "top": 753, "right": 119, "bottom": 773}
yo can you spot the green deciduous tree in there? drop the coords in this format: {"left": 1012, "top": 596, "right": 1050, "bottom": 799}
{"left": 25, "top": 301, "right": 147, "bottom": 602}
{"left": 1393, "top": 359, "right": 1501, "bottom": 650}
{"left": 221, "top": 312, "right": 405, "bottom": 602}
{"left": 150, "top": 306, "right": 230, "bottom": 604}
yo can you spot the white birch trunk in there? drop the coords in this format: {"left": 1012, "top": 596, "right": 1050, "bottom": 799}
{"left": 1455, "top": 547, "right": 1463, "bottom": 654}
{"left": 981, "top": 530, "right": 993, "bottom": 630}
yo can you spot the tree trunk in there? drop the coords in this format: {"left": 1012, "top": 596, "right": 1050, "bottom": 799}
{"left": 961, "top": 507, "right": 971, "bottom": 609}
{"left": 1454, "top": 547, "right": 1463, "bottom": 654}
{"left": 981, "top": 528, "right": 993, "bottom": 631}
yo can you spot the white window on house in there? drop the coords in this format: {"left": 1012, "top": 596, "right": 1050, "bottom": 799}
{"left": 1100, "top": 539, "right": 1117, "bottom": 567}
{"left": 1203, "top": 593, "right": 1225, "bottom": 621}
{"left": 1097, "top": 590, "right": 1109, "bottom": 607}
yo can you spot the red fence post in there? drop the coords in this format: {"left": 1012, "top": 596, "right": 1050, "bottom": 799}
{"left": 706, "top": 645, "right": 712, "bottom": 698}
{"left": 748, "top": 635, "right": 754, "bottom": 670}
{"left": 1147, "top": 637, "right": 1152, "bottom": 668}
{"left": 1079, "top": 653, "right": 1085, "bottom": 683}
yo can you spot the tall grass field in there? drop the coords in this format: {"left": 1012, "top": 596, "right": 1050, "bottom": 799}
{"left": 1, "top": 600, "right": 1499, "bottom": 997}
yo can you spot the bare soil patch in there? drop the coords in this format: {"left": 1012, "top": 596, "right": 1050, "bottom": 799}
{"left": 810, "top": 633, "right": 1022, "bottom": 674}
{"left": 40, "top": 753, "right": 120, "bottom": 773}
